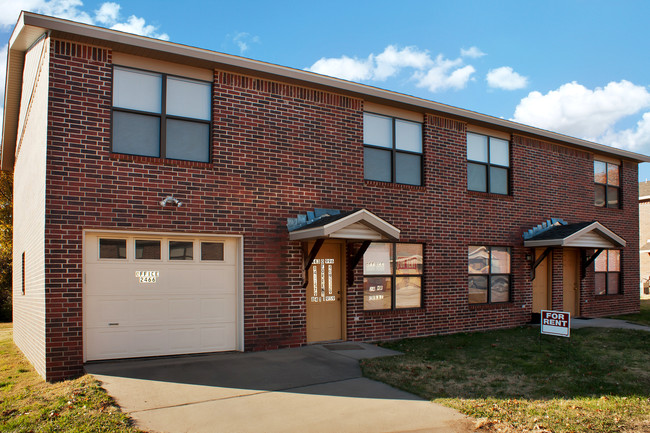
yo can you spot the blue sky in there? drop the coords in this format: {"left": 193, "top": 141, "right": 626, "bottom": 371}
{"left": 2, "top": 0, "right": 650, "bottom": 179}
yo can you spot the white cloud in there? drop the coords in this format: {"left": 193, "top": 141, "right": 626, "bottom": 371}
{"left": 231, "top": 32, "right": 260, "bottom": 54}
{"left": 373, "top": 45, "right": 433, "bottom": 80}
{"left": 0, "top": 0, "right": 57, "bottom": 29}
{"left": 600, "top": 112, "right": 650, "bottom": 153}
{"left": 94, "top": 2, "right": 119, "bottom": 25}
{"left": 110, "top": 15, "right": 168, "bottom": 40}
{"left": 307, "top": 55, "right": 374, "bottom": 81}
{"left": 487, "top": 66, "right": 528, "bottom": 90}
{"left": 0, "top": 44, "right": 6, "bottom": 104}
{"left": 461, "top": 46, "right": 486, "bottom": 58}
{"left": 513, "top": 80, "right": 650, "bottom": 140}
{"left": 412, "top": 55, "right": 475, "bottom": 92}
{"left": 0, "top": 1, "right": 168, "bottom": 40}
{"left": 307, "top": 45, "right": 474, "bottom": 91}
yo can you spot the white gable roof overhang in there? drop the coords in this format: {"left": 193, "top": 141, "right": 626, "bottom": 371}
{"left": 288, "top": 209, "right": 400, "bottom": 242}
{"left": 523, "top": 221, "right": 626, "bottom": 249}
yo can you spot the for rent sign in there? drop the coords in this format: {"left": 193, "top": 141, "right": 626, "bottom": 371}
{"left": 540, "top": 310, "right": 571, "bottom": 337}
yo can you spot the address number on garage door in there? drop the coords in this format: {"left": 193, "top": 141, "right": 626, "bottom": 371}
{"left": 135, "top": 271, "right": 159, "bottom": 283}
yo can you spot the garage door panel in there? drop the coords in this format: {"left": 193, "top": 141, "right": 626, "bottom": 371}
{"left": 86, "top": 298, "right": 131, "bottom": 327}
{"left": 201, "top": 324, "right": 237, "bottom": 350}
{"left": 84, "top": 233, "right": 240, "bottom": 361}
{"left": 200, "top": 297, "right": 236, "bottom": 322}
{"left": 168, "top": 328, "right": 201, "bottom": 351}
{"left": 85, "top": 267, "right": 133, "bottom": 294}
{"left": 131, "top": 329, "right": 167, "bottom": 354}
{"left": 167, "top": 298, "right": 200, "bottom": 321}
{"left": 86, "top": 329, "right": 131, "bottom": 360}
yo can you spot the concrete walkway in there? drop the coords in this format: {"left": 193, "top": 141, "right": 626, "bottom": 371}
{"left": 571, "top": 317, "right": 650, "bottom": 331}
{"left": 86, "top": 342, "right": 474, "bottom": 433}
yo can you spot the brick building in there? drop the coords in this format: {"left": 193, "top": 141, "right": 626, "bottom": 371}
{"left": 3, "top": 12, "right": 649, "bottom": 381}
{"left": 639, "top": 181, "right": 650, "bottom": 297}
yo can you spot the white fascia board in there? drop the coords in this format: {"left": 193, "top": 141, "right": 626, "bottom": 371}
{"left": 288, "top": 209, "right": 400, "bottom": 241}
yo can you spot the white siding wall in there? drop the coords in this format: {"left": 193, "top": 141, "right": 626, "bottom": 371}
{"left": 12, "top": 36, "right": 49, "bottom": 379}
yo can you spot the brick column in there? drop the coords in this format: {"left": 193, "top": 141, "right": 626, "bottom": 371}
{"left": 551, "top": 249, "right": 564, "bottom": 310}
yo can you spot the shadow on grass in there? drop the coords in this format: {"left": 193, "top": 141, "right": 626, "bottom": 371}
{"left": 362, "top": 326, "right": 650, "bottom": 401}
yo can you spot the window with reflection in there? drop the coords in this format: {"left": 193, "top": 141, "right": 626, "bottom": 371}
{"left": 467, "top": 132, "right": 510, "bottom": 195}
{"left": 363, "top": 243, "right": 423, "bottom": 310}
{"left": 99, "top": 238, "right": 127, "bottom": 259}
{"left": 468, "top": 246, "right": 511, "bottom": 304}
{"left": 169, "top": 241, "right": 193, "bottom": 260}
{"left": 113, "top": 66, "right": 211, "bottom": 162}
{"left": 595, "top": 249, "right": 620, "bottom": 295}
{"left": 201, "top": 242, "right": 224, "bottom": 261}
{"left": 364, "top": 113, "right": 423, "bottom": 185}
{"left": 594, "top": 161, "right": 619, "bottom": 208}
{"left": 135, "top": 240, "right": 161, "bottom": 260}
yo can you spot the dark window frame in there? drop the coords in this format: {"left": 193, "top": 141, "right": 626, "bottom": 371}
{"left": 595, "top": 249, "right": 621, "bottom": 295}
{"left": 467, "top": 132, "right": 510, "bottom": 195}
{"left": 111, "top": 65, "right": 213, "bottom": 163}
{"left": 21, "top": 252, "right": 25, "bottom": 295}
{"left": 98, "top": 238, "right": 127, "bottom": 260}
{"left": 594, "top": 160, "right": 620, "bottom": 208}
{"left": 363, "top": 112, "right": 424, "bottom": 186}
{"left": 468, "top": 245, "right": 512, "bottom": 304}
{"left": 135, "top": 239, "right": 162, "bottom": 260}
{"left": 169, "top": 240, "right": 194, "bottom": 261}
{"left": 362, "top": 242, "right": 424, "bottom": 311}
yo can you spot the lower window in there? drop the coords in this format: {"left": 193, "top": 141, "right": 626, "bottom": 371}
{"left": 363, "top": 243, "right": 423, "bottom": 310}
{"left": 468, "top": 246, "right": 511, "bottom": 304}
{"left": 595, "top": 249, "right": 620, "bottom": 295}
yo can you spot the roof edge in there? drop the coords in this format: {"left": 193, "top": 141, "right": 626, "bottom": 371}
{"left": 4, "top": 12, "right": 650, "bottom": 167}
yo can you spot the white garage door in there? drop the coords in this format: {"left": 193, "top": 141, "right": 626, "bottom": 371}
{"left": 83, "top": 232, "right": 241, "bottom": 361}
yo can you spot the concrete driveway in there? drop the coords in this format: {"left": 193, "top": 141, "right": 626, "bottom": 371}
{"left": 86, "top": 342, "right": 474, "bottom": 433}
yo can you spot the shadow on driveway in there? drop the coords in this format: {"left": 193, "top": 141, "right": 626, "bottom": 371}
{"left": 86, "top": 342, "right": 474, "bottom": 433}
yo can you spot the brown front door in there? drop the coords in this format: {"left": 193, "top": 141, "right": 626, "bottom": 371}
{"left": 306, "top": 242, "right": 342, "bottom": 342}
{"left": 532, "top": 248, "right": 551, "bottom": 313}
{"left": 563, "top": 249, "right": 580, "bottom": 316}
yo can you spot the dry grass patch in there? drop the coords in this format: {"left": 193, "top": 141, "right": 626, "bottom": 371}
{"left": 362, "top": 326, "right": 650, "bottom": 433}
{"left": 0, "top": 323, "right": 144, "bottom": 433}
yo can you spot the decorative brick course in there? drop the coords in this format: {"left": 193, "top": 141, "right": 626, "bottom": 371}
{"left": 37, "top": 37, "right": 640, "bottom": 381}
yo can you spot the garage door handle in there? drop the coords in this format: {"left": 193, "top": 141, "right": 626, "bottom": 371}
{"left": 108, "top": 323, "right": 119, "bottom": 326}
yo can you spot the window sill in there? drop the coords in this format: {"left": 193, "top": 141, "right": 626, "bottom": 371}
{"left": 110, "top": 153, "right": 212, "bottom": 169}
{"left": 469, "top": 302, "right": 512, "bottom": 310}
{"left": 363, "top": 307, "right": 424, "bottom": 315}
{"left": 594, "top": 293, "right": 623, "bottom": 298}
{"left": 594, "top": 206, "right": 622, "bottom": 211}
{"left": 468, "top": 190, "right": 513, "bottom": 201}
{"left": 364, "top": 180, "right": 426, "bottom": 191}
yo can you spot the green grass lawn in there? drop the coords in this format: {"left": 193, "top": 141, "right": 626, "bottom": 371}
{"left": 362, "top": 326, "right": 650, "bottom": 433}
{"left": 0, "top": 323, "right": 144, "bottom": 433}
{"left": 611, "top": 298, "right": 650, "bottom": 326}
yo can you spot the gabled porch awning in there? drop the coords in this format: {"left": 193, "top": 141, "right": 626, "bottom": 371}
{"left": 287, "top": 209, "right": 400, "bottom": 242}
{"left": 523, "top": 221, "right": 626, "bottom": 249}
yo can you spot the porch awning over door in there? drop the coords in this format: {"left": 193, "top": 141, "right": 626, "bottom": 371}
{"left": 287, "top": 209, "right": 400, "bottom": 241}
{"left": 523, "top": 221, "right": 626, "bottom": 249}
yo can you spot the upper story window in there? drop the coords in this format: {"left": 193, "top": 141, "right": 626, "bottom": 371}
{"left": 363, "top": 113, "right": 423, "bottom": 186}
{"left": 112, "top": 66, "right": 212, "bottom": 163}
{"left": 467, "top": 132, "right": 509, "bottom": 195}
{"left": 594, "top": 160, "right": 619, "bottom": 208}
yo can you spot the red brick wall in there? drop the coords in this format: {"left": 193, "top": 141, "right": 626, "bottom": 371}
{"left": 42, "top": 38, "right": 640, "bottom": 380}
